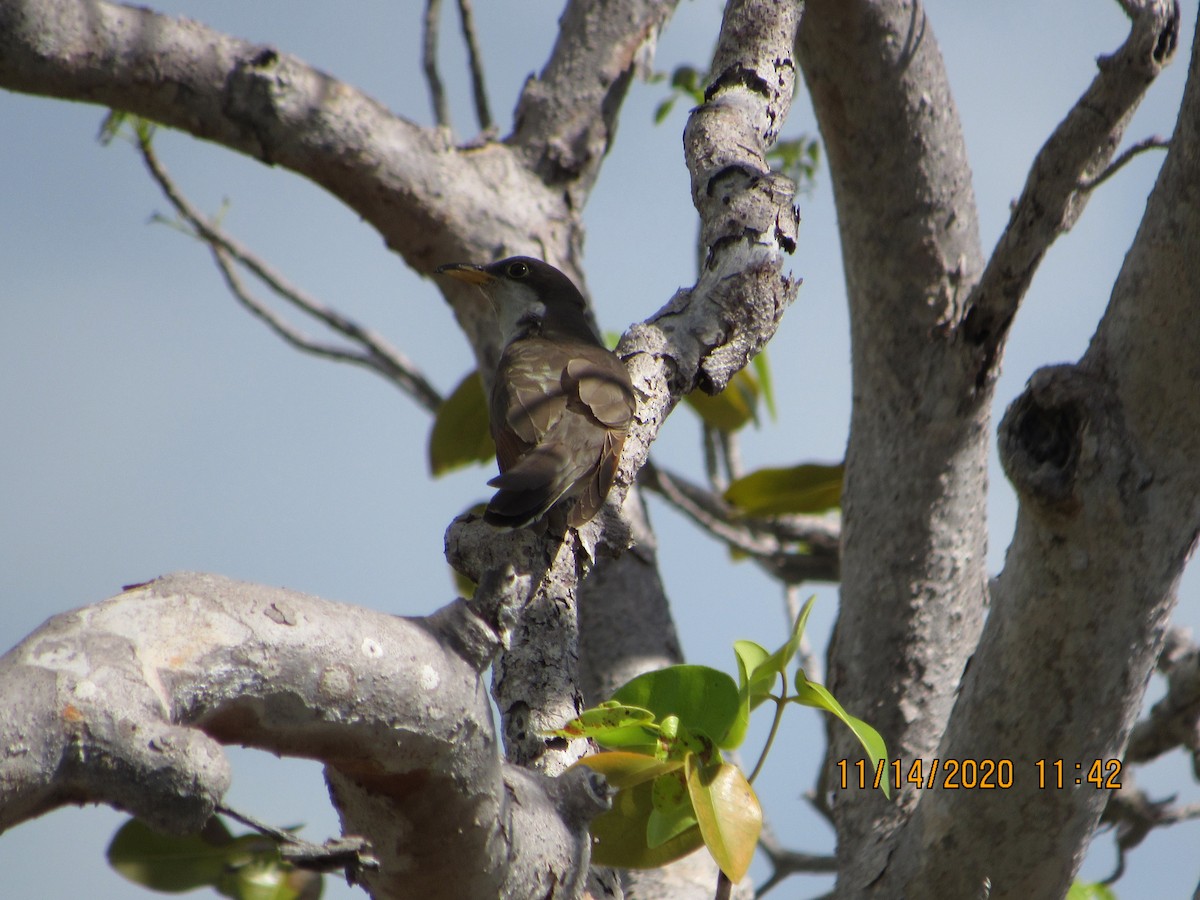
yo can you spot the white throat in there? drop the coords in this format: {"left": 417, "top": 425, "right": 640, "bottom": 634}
{"left": 491, "top": 281, "right": 546, "bottom": 347}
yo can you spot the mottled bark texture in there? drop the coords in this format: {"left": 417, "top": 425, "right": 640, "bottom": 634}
{"left": 0, "top": 573, "right": 610, "bottom": 900}
{"left": 799, "top": 1, "right": 1187, "bottom": 898}
{"left": 3, "top": 0, "right": 1196, "bottom": 896}
{"left": 0, "top": 0, "right": 801, "bottom": 898}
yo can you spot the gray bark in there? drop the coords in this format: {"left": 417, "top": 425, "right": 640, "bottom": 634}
{"left": 799, "top": 0, "right": 1188, "bottom": 897}
{"left": 0, "top": 0, "right": 800, "bottom": 898}
{"left": 3, "top": 0, "right": 1197, "bottom": 897}
{"left": 0, "top": 572, "right": 607, "bottom": 900}
{"left": 896, "top": 6, "right": 1197, "bottom": 895}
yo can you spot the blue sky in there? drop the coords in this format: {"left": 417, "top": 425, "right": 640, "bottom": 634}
{"left": 2, "top": 2, "right": 1198, "bottom": 897}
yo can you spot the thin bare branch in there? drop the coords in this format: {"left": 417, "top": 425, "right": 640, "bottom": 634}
{"left": 702, "top": 425, "right": 725, "bottom": 490}
{"left": 423, "top": 0, "right": 451, "bottom": 128}
{"left": 457, "top": 0, "right": 493, "bottom": 131}
{"left": 1126, "top": 626, "right": 1200, "bottom": 767}
{"left": 718, "top": 429, "right": 744, "bottom": 481}
{"left": 640, "top": 461, "right": 839, "bottom": 584}
{"left": 756, "top": 823, "right": 837, "bottom": 897}
{"left": 1080, "top": 134, "right": 1171, "bottom": 191}
{"left": 960, "top": 0, "right": 1180, "bottom": 386}
{"left": 136, "top": 134, "right": 443, "bottom": 413}
{"left": 1100, "top": 779, "right": 1200, "bottom": 885}
{"left": 215, "top": 804, "right": 380, "bottom": 877}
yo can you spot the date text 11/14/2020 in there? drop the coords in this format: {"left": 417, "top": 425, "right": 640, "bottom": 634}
{"left": 836, "top": 758, "right": 1123, "bottom": 791}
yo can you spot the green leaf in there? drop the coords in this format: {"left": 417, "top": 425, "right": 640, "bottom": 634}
{"left": 428, "top": 370, "right": 494, "bottom": 476}
{"left": 647, "top": 769, "right": 698, "bottom": 848}
{"left": 685, "top": 757, "right": 762, "bottom": 883}
{"left": 589, "top": 780, "right": 705, "bottom": 869}
{"left": 752, "top": 351, "right": 776, "bottom": 421}
{"left": 108, "top": 817, "right": 234, "bottom": 892}
{"left": 734, "top": 639, "right": 776, "bottom": 709}
{"left": 767, "top": 135, "right": 822, "bottom": 193}
{"left": 549, "top": 704, "right": 656, "bottom": 741}
{"left": 452, "top": 566, "right": 477, "bottom": 599}
{"left": 792, "top": 674, "right": 891, "bottom": 799}
{"left": 723, "top": 462, "right": 844, "bottom": 516}
{"left": 685, "top": 368, "right": 760, "bottom": 433}
{"left": 218, "top": 854, "right": 319, "bottom": 900}
{"left": 592, "top": 723, "right": 666, "bottom": 755}
{"left": 612, "top": 665, "right": 741, "bottom": 750}
{"left": 573, "top": 751, "right": 683, "bottom": 790}
{"left": 97, "top": 110, "right": 130, "bottom": 146}
{"left": 1066, "top": 883, "right": 1118, "bottom": 900}
{"left": 669, "top": 65, "right": 706, "bottom": 103}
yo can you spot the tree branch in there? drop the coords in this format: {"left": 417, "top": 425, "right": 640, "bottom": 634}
{"left": 1126, "top": 627, "right": 1200, "bottom": 768}
{"left": 959, "top": 0, "right": 1181, "bottom": 388}
{"left": 893, "top": 6, "right": 1200, "bottom": 896}
{"left": 756, "top": 823, "right": 837, "bottom": 896}
{"left": 1099, "top": 778, "right": 1200, "bottom": 885}
{"left": 0, "top": 0, "right": 601, "bottom": 344}
{"left": 135, "top": 131, "right": 443, "bottom": 413}
{"left": 640, "top": 461, "right": 839, "bottom": 584}
{"left": 457, "top": 0, "right": 494, "bottom": 131}
{"left": 510, "top": 0, "right": 678, "bottom": 204}
{"left": 1079, "top": 134, "right": 1171, "bottom": 191}
{"left": 422, "top": 0, "right": 451, "bottom": 128}
{"left": 0, "top": 572, "right": 607, "bottom": 900}
{"left": 797, "top": 0, "right": 989, "bottom": 886}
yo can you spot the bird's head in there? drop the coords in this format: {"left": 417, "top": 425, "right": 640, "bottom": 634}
{"left": 436, "top": 256, "right": 598, "bottom": 346}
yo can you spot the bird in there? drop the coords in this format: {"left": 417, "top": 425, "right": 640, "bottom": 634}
{"left": 436, "top": 256, "right": 636, "bottom": 529}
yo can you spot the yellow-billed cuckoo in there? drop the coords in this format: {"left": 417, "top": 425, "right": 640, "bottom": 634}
{"left": 436, "top": 257, "right": 636, "bottom": 529}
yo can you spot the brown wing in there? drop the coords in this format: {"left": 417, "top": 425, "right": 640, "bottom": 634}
{"left": 562, "top": 354, "right": 636, "bottom": 525}
{"left": 490, "top": 340, "right": 568, "bottom": 472}
{"left": 487, "top": 339, "right": 636, "bottom": 527}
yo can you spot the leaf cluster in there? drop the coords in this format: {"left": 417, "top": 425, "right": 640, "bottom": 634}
{"left": 107, "top": 817, "right": 321, "bottom": 900}
{"left": 551, "top": 598, "right": 888, "bottom": 882}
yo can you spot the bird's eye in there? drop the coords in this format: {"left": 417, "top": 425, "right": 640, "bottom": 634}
{"left": 507, "top": 261, "right": 530, "bottom": 278}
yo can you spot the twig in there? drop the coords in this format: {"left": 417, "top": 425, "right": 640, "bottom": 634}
{"left": 641, "top": 461, "right": 840, "bottom": 584}
{"left": 1079, "top": 134, "right": 1170, "bottom": 191}
{"left": 703, "top": 424, "right": 726, "bottom": 490}
{"left": 422, "top": 0, "right": 451, "bottom": 128}
{"left": 1126, "top": 627, "right": 1200, "bottom": 767}
{"left": 136, "top": 134, "right": 443, "bottom": 413}
{"left": 718, "top": 429, "right": 744, "bottom": 482}
{"left": 1099, "top": 779, "right": 1200, "bottom": 884}
{"left": 959, "top": 0, "right": 1180, "bottom": 384}
{"left": 755, "top": 822, "right": 837, "bottom": 896}
{"left": 215, "top": 803, "right": 380, "bottom": 877}
{"left": 457, "top": 0, "right": 493, "bottom": 131}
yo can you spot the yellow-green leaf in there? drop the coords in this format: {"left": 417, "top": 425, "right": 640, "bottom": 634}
{"left": 685, "top": 369, "right": 760, "bottom": 433}
{"left": 647, "top": 770, "right": 697, "bottom": 848}
{"left": 724, "top": 463, "right": 844, "bottom": 516}
{"left": 108, "top": 818, "right": 233, "bottom": 892}
{"left": 685, "top": 757, "right": 762, "bottom": 883}
{"left": 217, "top": 854, "right": 319, "bottom": 900}
{"left": 573, "top": 751, "right": 683, "bottom": 790}
{"left": 752, "top": 351, "right": 776, "bottom": 421}
{"left": 1066, "top": 883, "right": 1117, "bottom": 900}
{"left": 589, "top": 780, "right": 705, "bottom": 869}
{"left": 793, "top": 675, "right": 891, "bottom": 799}
{"left": 550, "top": 704, "right": 656, "bottom": 741}
{"left": 428, "top": 370, "right": 494, "bottom": 476}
